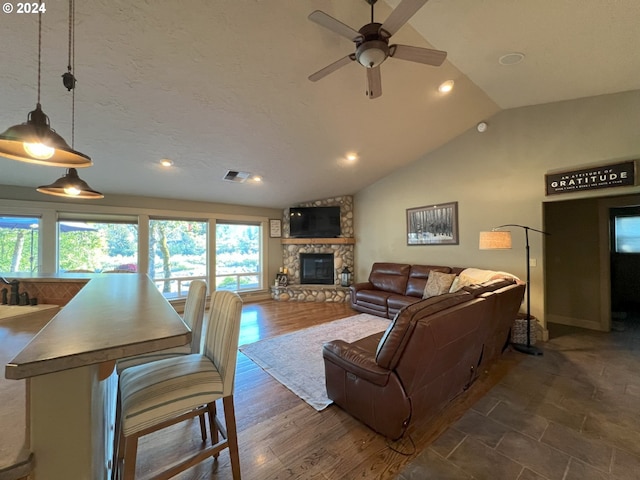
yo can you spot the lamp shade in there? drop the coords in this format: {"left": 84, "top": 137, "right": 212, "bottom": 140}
{"left": 37, "top": 168, "right": 103, "bottom": 199}
{"left": 479, "top": 231, "right": 512, "bottom": 250}
{"left": 0, "top": 104, "right": 92, "bottom": 167}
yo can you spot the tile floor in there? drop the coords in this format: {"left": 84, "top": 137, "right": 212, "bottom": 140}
{"left": 397, "top": 315, "right": 640, "bottom": 480}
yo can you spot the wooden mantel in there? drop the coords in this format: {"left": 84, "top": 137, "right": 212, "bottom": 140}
{"left": 281, "top": 237, "right": 355, "bottom": 245}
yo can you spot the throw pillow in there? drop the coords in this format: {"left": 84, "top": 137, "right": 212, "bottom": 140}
{"left": 449, "top": 274, "right": 476, "bottom": 293}
{"left": 423, "top": 271, "right": 457, "bottom": 299}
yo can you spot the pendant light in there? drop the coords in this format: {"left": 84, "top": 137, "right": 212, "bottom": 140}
{"left": 37, "top": 0, "right": 102, "bottom": 199}
{"left": 0, "top": 0, "right": 91, "bottom": 167}
{"left": 37, "top": 168, "right": 103, "bottom": 198}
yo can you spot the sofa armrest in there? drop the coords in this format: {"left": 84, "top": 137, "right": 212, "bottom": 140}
{"left": 349, "top": 282, "right": 374, "bottom": 295}
{"left": 323, "top": 340, "right": 390, "bottom": 387}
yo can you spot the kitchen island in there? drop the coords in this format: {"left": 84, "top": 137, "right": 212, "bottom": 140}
{"left": 4, "top": 274, "right": 191, "bottom": 480}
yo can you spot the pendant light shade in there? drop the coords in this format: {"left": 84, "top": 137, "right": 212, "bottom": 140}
{"left": 37, "top": 168, "right": 103, "bottom": 199}
{"left": 0, "top": 0, "right": 92, "bottom": 168}
{"left": 0, "top": 104, "right": 92, "bottom": 167}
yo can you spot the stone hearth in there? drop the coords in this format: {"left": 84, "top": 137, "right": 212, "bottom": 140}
{"left": 273, "top": 196, "right": 354, "bottom": 303}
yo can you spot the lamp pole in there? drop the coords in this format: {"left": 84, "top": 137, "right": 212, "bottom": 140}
{"left": 495, "top": 224, "right": 549, "bottom": 356}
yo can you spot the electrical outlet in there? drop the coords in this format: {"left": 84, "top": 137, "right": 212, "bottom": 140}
{"left": 529, "top": 258, "right": 537, "bottom": 267}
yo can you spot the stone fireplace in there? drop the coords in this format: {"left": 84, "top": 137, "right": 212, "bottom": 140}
{"left": 271, "top": 195, "right": 355, "bottom": 302}
{"left": 300, "top": 253, "right": 334, "bottom": 285}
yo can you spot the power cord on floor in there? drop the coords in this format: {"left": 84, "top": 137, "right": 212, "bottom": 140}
{"left": 385, "top": 432, "right": 416, "bottom": 456}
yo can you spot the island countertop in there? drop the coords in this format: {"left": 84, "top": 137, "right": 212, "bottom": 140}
{"left": 5, "top": 274, "right": 191, "bottom": 380}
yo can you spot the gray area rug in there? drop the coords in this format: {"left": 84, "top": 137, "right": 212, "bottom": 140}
{"left": 239, "top": 313, "right": 390, "bottom": 410}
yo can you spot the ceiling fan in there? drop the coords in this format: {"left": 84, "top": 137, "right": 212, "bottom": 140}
{"left": 308, "top": 0, "right": 447, "bottom": 99}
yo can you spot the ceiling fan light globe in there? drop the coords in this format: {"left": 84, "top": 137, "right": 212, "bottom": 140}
{"left": 356, "top": 40, "right": 389, "bottom": 68}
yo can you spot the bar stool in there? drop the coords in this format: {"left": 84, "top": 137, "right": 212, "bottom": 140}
{"left": 116, "top": 280, "right": 207, "bottom": 373}
{"left": 115, "top": 290, "right": 243, "bottom": 479}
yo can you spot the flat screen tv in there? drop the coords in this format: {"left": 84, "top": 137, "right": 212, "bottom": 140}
{"left": 289, "top": 206, "right": 341, "bottom": 238}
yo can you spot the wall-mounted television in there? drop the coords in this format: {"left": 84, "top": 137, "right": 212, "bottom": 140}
{"left": 289, "top": 206, "right": 341, "bottom": 238}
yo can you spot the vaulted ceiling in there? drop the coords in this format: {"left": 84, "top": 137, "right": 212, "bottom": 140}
{"left": 1, "top": 0, "right": 638, "bottom": 208}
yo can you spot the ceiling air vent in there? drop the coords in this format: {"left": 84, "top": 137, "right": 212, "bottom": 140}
{"left": 223, "top": 170, "right": 251, "bottom": 183}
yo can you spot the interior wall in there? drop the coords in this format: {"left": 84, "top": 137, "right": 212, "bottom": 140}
{"left": 354, "top": 89, "right": 640, "bottom": 328}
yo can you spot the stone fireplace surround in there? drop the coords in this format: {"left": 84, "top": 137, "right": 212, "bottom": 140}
{"left": 271, "top": 196, "right": 354, "bottom": 302}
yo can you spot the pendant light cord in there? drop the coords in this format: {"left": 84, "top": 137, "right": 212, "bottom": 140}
{"left": 66, "top": 0, "right": 75, "bottom": 148}
{"left": 36, "top": 0, "right": 42, "bottom": 105}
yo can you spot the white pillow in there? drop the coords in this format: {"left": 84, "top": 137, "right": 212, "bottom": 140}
{"left": 449, "top": 274, "right": 476, "bottom": 293}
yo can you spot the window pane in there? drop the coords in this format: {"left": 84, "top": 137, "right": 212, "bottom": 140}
{"left": 615, "top": 216, "right": 640, "bottom": 253}
{"left": 58, "top": 221, "right": 138, "bottom": 273}
{"left": 216, "top": 223, "right": 262, "bottom": 291}
{"left": 149, "top": 219, "right": 208, "bottom": 298}
{"left": 0, "top": 216, "right": 40, "bottom": 274}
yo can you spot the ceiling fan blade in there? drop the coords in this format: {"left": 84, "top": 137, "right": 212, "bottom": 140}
{"left": 308, "top": 54, "right": 356, "bottom": 82}
{"left": 366, "top": 66, "right": 382, "bottom": 99}
{"left": 390, "top": 44, "right": 447, "bottom": 66}
{"left": 380, "top": 0, "right": 428, "bottom": 38}
{"left": 308, "top": 10, "right": 363, "bottom": 42}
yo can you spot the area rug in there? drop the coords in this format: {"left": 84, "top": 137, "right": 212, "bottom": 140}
{"left": 239, "top": 313, "right": 390, "bottom": 411}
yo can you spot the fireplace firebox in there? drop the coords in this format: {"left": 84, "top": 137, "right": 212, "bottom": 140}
{"left": 300, "top": 253, "right": 334, "bottom": 285}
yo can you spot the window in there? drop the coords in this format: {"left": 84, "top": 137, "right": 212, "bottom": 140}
{"left": 0, "top": 216, "right": 40, "bottom": 274}
{"left": 57, "top": 215, "right": 138, "bottom": 273}
{"left": 216, "top": 222, "right": 262, "bottom": 291}
{"left": 613, "top": 215, "right": 640, "bottom": 253}
{"left": 149, "top": 219, "right": 208, "bottom": 298}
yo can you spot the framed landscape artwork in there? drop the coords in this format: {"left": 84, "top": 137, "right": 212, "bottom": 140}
{"left": 406, "top": 202, "right": 459, "bottom": 245}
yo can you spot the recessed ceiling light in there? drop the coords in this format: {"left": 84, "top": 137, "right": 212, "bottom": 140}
{"left": 160, "top": 159, "right": 174, "bottom": 167}
{"left": 346, "top": 153, "right": 358, "bottom": 161}
{"left": 498, "top": 52, "right": 525, "bottom": 66}
{"left": 252, "top": 175, "right": 263, "bottom": 182}
{"left": 438, "top": 80, "right": 454, "bottom": 94}
{"left": 476, "top": 121, "right": 488, "bottom": 133}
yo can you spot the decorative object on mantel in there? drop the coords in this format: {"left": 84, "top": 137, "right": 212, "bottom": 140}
{"left": 0, "top": 0, "right": 92, "bottom": 168}
{"left": 269, "top": 219, "right": 282, "bottom": 238}
{"left": 37, "top": 0, "right": 102, "bottom": 199}
{"left": 479, "top": 224, "right": 550, "bottom": 356}
{"left": 407, "top": 202, "right": 459, "bottom": 245}
{"left": 545, "top": 160, "right": 636, "bottom": 196}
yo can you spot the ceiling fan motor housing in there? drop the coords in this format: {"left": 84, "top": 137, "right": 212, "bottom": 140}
{"left": 355, "top": 22, "right": 389, "bottom": 68}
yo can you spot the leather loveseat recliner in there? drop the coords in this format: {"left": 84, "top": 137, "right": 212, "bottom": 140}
{"left": 350, "top": 263, "right": 466, "bottom": 318}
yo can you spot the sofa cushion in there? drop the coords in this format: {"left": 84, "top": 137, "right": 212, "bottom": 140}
{"left": 354, "top": 289, "right": 393, "bottom": 307}
{"left": 375, "top": 291, "right": 472, "bottom": 369}
{"left": 423, "top": 271, "right": 457, "bottom": 299}
{"left": 368, "top": 263, "right": 411, "bottom": 295}
{"left": 387, "top": 294, "right": 422, "bottom": 312}
{"left": 405, "top": 265, "right": 452, "bottom": 297}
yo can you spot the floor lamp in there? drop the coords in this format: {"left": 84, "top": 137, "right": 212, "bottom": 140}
{"left": 479, "top": 224, "right": 549, "bottom": 356}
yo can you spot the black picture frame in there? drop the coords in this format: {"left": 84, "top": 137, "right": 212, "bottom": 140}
{"left": 406, "top": 202, "right": 459, "bottom": 245}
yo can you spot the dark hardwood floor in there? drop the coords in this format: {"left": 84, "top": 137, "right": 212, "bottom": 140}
{"left": 133, "top": 300, "right": 519, "bottom": 479}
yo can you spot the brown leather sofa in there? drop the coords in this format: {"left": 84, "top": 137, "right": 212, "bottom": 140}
{"left": 350, "top": 263, "right": 466, "bottom": 318}
{"left": 324, "top": 278, "right": 525, "bottom": 439}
